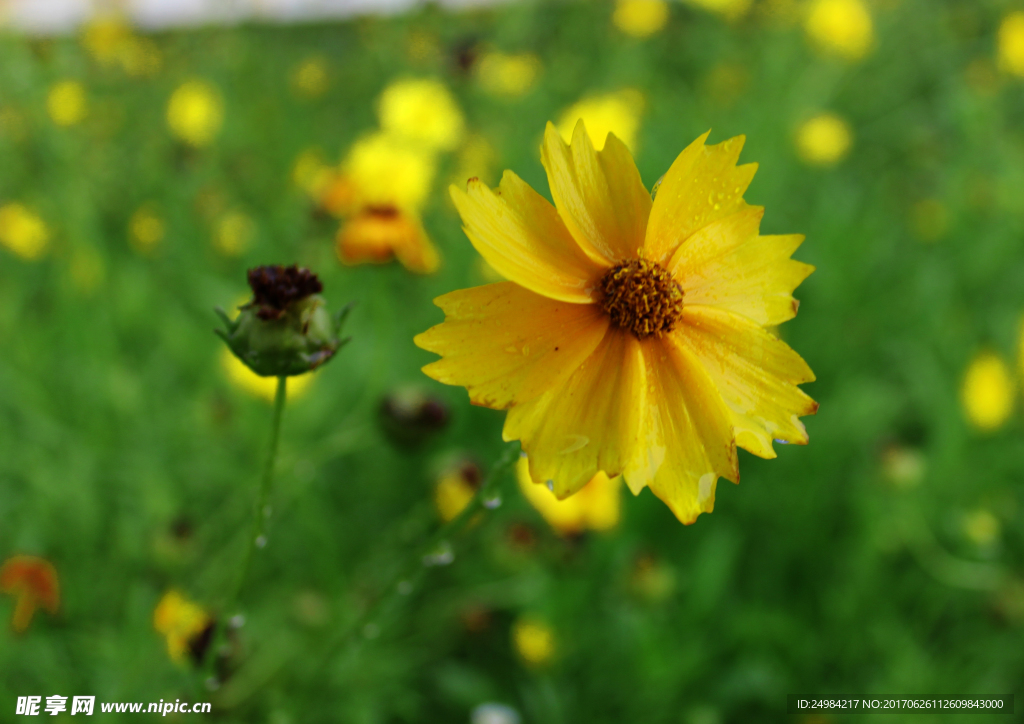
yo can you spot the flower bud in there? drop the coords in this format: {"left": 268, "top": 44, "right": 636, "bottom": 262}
{"left": 215, "top": 265, "right": 351, "bottom": 377}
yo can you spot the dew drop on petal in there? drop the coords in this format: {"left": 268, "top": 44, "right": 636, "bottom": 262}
{"left": 422, "top": 540, "right": 455, "bottom": 567}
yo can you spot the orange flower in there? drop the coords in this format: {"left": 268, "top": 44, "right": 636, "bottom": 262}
{"left": 0, "top": 556, "right": 59, "bottom": 632}
{"left": 337, "top": 205, "right": 440, "bottom": 274}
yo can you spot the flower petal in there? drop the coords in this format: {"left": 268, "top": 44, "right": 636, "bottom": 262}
{"left": 623, "top": 336, "right": 739, "bottom": 524}
{"left": 504, "top": 329, "right": 646, "bottom": 497}
{"left": 540, "top": 121, "right": 651, "bottom": 266}
{"left": 668, "top": 207, "right": 814, "bottom": 326}
{"left": 415, "top": 282, "right": 609, "bottom": 409}
{"left": 644, "top": 133, "right": 757, "bottom": 265}
{"left": 450, "top": 173, "right": 604, "bottom": 303}
{"left": 676, "top": 305, "right": 817, "bottom": 459}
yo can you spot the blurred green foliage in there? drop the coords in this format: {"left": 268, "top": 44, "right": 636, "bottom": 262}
{"left": 1, "top": 0, "right": 1024, "bottom": 721}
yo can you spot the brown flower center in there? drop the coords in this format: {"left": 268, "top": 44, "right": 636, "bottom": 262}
{"left": 599, "top": 259, "right": 684, "bottom": 339}
{"left": 247, "top": 264, "right": 323, "bottom": 320}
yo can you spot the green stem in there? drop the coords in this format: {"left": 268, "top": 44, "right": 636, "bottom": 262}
{"left": 232, "top": 375, "right": 288, "bottom": 605}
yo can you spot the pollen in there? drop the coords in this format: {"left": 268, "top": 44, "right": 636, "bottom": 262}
{"left": 599, "top": 258, "right": 684, "bottom": 339}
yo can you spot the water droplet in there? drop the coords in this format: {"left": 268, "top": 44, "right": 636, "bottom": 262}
{"left": 483, "top": 494, "right": 502, "bottom": 509}
{"left": 422, "top": 540, "right": 455, "bottom": 567}
{"left": 774, "top": 439, "right": 789, "bottom": 445}
{"left": 522, "top": 346, "right": 530, "bottom": 356}
{"left": 255, "top": 534, "right": 267, "bottom": 548}
{"left": 397, "top": 580, "right": 414, "bottom": 595}
{"left": 362, "top": 622, "right": 381, "bottom": 639}
{"left": 229, "top": 614, "right": 246, "bottom": 629}
{"left": 546, "top": 480, "right": 555, "bottom": 492}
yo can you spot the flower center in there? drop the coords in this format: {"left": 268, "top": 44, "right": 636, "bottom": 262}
{"left": 599, "top": 259, "right": 684, "bottom": 339}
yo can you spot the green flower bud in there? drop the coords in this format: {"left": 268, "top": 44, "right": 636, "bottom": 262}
{"left": 215, "top": 265, "right": 351, "bottom": 377}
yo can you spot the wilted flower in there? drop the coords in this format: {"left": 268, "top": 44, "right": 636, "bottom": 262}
{"left": 153, "top": 590, "right": 214, "bottom": 665}
{"left": 0, "top": 203, "right": 49, "bottom": 260}
{"left": 961, "top": 351, "right": 1014, "bottom": 431}
{"left": 804, "top": 0, "right": 873, "bottom": 61}
{"left": 796, "top": 113, "right": 852, "bottom": 166}
{"left": 167, "top": 81, "right": 224, "bottom": 147}
{"left": 47, "top": 81, "right": 87, "bottom": 127}
{"left": 216, "top": 265, "right": 351, "bottom": 378}
{"left": 378, "top": 78, "right": 465, "bottom": 152}
{"left": 0, "top": 556, "right": 59, "bottom": 633}
{"left": 129, "top": 205, "right": 165, "bottom": 255}
{"left": 512, "top": 617, "right": 555, "bottom": 666}
{"left": 292, "top": 56, "right": 330, "bottom": 98}
{"left": 476, "top": 52, "right": 542, "bottom": 97}
{"left": 379, "top": 386, "right": 449, "bottom": 446}
{"left": 434, "top": 460, "right": 482, "bottom": 522}
{"left": 998, "top": 12, "right": 1024, "bottom": 77}
{"left": 614, "top": 0, "right": 670, "bottom": 38}
{"left": 417, "top": 123, "right": 815, "bottom": 523}
{"left": 516, "top": 456, "right": 621, "bottom": 535}
{"left": 556, "top": 89, "right": 644, "bottom": 151}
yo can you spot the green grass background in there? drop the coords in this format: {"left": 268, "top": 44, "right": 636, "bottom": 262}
{"left": 1, "top": 0, "right": 1023, "bottom": 721}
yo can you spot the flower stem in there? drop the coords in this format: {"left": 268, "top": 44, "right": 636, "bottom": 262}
{"left": 233, "top": 375, "right": 288, "bottom": 605}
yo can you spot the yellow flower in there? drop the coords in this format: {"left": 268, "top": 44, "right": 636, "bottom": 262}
{"left": 614, "top": 0, "right": 669, "bottom": 36}
{"left": 804, "top": 0, "right": 873, "bottom": 61}
{"left": 683, "top": 0, "right": 752, "bottom": 21}
{"left": 476, "top": 52, "right": 542, "bottom": 98}
{"left": 961, "top": 351, "right": 1014, "bottom": 431}
{"left": 344, "top": 132, "right": 436, "bottom": 211}
{"left": 82, "top": 15, "right": 132, "bottom": 65}
{"left": 556, "top": 90, "right": 644, "bottom": 152}
{"left": 0, "top": 203, "right": 49, "bottom": 260}
{"left": 516, "top": 456, "right": 621, "bottom": 534}
{"left": 999, "top": 12, "right": 1024, "bottom": 77}
{"left": 221, "top": 346, "right": 314, "bottom": 402}
{"left": 336, "top": 205, "right": 440, "bottom": 274}
{"left": 796, "top": 113, "right": 852, "bottom": 166}
{"left": 213, "top": 211, "right": 254, "bottom": 257}
{"left": 167, "top": 81, "right": 224, "bottom": 147}
{"left": 434, "top": 462, "right": 481, "bottom": 522}
{"left": 963, "top": 509, "right": 1000, "bottom": 547}
{"left": 47, "top": 81, "right": 87, "bottom": 127}
{"left": 512, "top": 617, "right": 555, "bottom": 666}
{"left": 152, "top": 590, "right": 212, "bottom": 664}
{"left": 378, "top": 78, "right": 465, "bottom": 152}
{"left": 416, "top": 123, "right": 816, "bottom": 524}
{"left": 292, "top": 56, "right": 330, "bottom": 98}
{"left": 129, "top": 205, "right": 165, "bottom": 255}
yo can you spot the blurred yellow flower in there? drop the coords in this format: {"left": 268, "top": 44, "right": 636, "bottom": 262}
{"left": 434, "top": 462, "right": 481, "bottom": 521}
{"left": 0, "top": 203, "right": 49, "bottom": 260}
{"left": 69, "top": 246, "right": 105, "bottom": 295}
{"left": 221, "top": 347, "right": 313, "bottom": 402}
{"left": 378, "top": 78, "right": 465, "bottom": 152}
{"left": 476, "top": 52, "right": 542, "bottom": 98}
{"left": 516, "top": 456, "right": 621, "bottom": 535}
{"left": 512, "top": 617, "right": 555, "bottom": 666}
{"left": 556, "top": 89, "right": 644, "bottom": 151}
{"left": 804, "top": 0, "right": 873, "bottom": 60}
{"left": 961, "top": 351, "right": 1014, "bottom": 431}
{"left": 292, "top": 149, "right": 334, "bottom": 199}
{"left": 963, "top": 509, "right": 1000, "bottom": 547}
{"left": 452, "top": 135, "right": 498, "bottom": 188}
{"left": 796, "top": 113, "right": 852, "bottom": 166}
{"left": 880, "top": 445, "right": 924, "bottom": 489}
{"left": 153, "top": 590, "right": 211, "bottom": 664}
{"left": 129, "top": 205, "right": 166, "bottom": 255}
{"left": 999, "top": 12, "right": 1024, "bottom": 77}
{"left": 683, "top": 0, "right": 751, "bottom": 21}
{"left": 47, "top": 81, "right": 87, "bottom": 127}
{"left": 345, "top": 132, "right": 436, "bottom": 211}
{"left": 336, "top": 205, "right": 440, "bottom": 274}
{"left": 292, "top": 56, "right": 330, "bottom": 98}
{"left": 909, "top": 198, "right": 949, "bottom": 242}
{"left": 167, "top": 80, "right": 224, "bottom": 147}
{"left": 213, "top": 211, "right": 255, "bottom": 257}
{"left": 406, "top": 30, "right": 442, "bottom": 64}
{"left": 614, "top": 0, "right": 669, "bottom": 37}
{"left": 119, "top": 37, "right": 162, "bottom": 78}
{"left": 82, "top": 16, "right": 132, "bottom": 65}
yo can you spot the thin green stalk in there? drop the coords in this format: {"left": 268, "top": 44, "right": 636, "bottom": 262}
{"left": 232, "top": 375, "right": 288, "bottom": 606}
